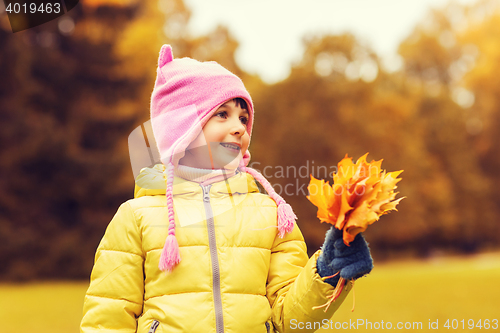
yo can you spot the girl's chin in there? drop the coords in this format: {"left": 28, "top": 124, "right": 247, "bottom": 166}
{"left": 179, "top": 145, "right": 245, "bottom": 170}
{"left": 212, "top": 156, "right": 242, "bottom": 170}
{"left": 211, "top": 148, "right": 243, "bottom": 169}
{"left": 222, "top": 158, "right": 242, "bottom": 170}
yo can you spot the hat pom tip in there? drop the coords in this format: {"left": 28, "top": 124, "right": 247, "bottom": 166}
{"left": 159, "top": 234, "right": 181, "bottom": 272}
{"left": 277, "top": 202, "right": 296, "bottom": 238}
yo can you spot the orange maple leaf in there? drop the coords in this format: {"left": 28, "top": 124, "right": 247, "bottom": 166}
{"left": 307, "top": 153, "right": 405, "bottom": 245}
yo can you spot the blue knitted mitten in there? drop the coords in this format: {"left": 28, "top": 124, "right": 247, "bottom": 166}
{"left": 317, "top": 226, "right": 373, "bottom": 287}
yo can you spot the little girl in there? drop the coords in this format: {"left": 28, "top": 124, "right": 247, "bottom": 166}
{"left": 80, "top": 45, "right": 373, "bottom": 333}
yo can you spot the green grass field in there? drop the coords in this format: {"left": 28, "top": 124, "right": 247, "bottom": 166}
{"left": 0, "top": 252, "right": 499, "bottom": 333}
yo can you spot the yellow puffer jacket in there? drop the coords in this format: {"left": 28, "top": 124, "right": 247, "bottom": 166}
{"left": 81, "top": 165, "right": 350, "bottom": 333}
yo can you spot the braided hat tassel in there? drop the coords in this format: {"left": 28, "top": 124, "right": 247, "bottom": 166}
{"left": 242, "top": 166, "right": 296, "bottom": 237}
{"left": 159, "top": 163, "right": 181, "bottom": 272}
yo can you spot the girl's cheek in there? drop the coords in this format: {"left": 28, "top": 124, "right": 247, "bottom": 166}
{"left": 190, "top": 131, "right": 208, "bottom": 148}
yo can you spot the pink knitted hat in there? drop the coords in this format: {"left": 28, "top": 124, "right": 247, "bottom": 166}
{"left": 150, "top": 45, "right": 296, "bottom": 272}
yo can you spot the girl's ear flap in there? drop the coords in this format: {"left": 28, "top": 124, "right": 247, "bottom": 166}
{"left": 158, "top": 45, "right": 174, "bottom": 68}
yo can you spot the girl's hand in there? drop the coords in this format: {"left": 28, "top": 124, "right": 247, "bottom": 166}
{"left": 317, "top": 226, "right": 373, "bottom": 286}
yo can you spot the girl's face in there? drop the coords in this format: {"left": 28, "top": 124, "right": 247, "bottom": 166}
{"left": 180, "top": 99, "right": 250, "bottom": 170}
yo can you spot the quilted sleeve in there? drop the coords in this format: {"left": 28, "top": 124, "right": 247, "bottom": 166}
{"left": 80, "top": 202, "right": 145, "bottom": 333}
{"left": 267, "top": 224, "right": 351, "bottom": 333}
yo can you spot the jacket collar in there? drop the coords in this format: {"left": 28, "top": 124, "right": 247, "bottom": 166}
{"left": 134, "top": 164, "right": 259, "bottom": 198}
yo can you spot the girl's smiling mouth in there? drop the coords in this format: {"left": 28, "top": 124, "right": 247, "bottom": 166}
{"left": 220, "top": 142, "right": 241, "bottom": 151}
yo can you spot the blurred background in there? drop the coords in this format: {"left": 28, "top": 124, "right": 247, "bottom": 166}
{"left": 1, "top": 0, "right": 499, "bottom": 332}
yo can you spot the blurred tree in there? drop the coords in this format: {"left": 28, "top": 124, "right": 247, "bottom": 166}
{"left": 0, "top": 0, "right": 154, "bottom": 280}
{"left": 0, "top": 0, "right": 261, "bottom": 280}
{"left": 250, "top": 33, "right": 422, "bottom": 255}
{"left": 458, "top": 0, "right": 500, "bottom": 233}
{"left": 397, "top": 0, "right": 500, "bottom": 252}
{"left": 250, "top": 0, "right": 500, "bottom": 258}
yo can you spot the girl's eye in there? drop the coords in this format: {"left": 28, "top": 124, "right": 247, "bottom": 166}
{"left": 240, "top": 116, "right": 249, "bottom": 125}
{"left": 215, "top": 111, "right": 227, "bottom": 119}
{"left": 214, "top": 111, "right": 248, "bottom": 124}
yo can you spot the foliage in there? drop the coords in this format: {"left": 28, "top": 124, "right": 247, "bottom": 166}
{"left": 251, "top": 0, "right": 500, "bottom": 256}
{"left": 1, "top": 0, "right": 500, "bottom": 280}
{"left": 0, "top": 1, "right": 149, "bottom": 280}
{"left": 0, "top": 0, "right": 262, "bottom": 280}
{"left": 307, "top": 154, "right": 404, "bottom": 245}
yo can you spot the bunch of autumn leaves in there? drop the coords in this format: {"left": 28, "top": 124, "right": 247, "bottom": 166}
{"left": 307, "top": 153, "right": 405, "bottom": 246}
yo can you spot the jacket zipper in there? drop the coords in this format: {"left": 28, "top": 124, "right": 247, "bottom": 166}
{"left": 148, "top": 320, "right": 160, "bottom": 333}
{"left": 202, "top": 184, "right": 225, "bottom": 333}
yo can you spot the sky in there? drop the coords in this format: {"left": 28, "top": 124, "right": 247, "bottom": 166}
{"left": 183, "top": 0, "right": 479, "bottom": 83}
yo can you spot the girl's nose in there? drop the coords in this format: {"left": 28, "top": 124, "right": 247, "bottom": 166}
{"left": 230, "top": 118, "right": 246, "bottom": 136}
